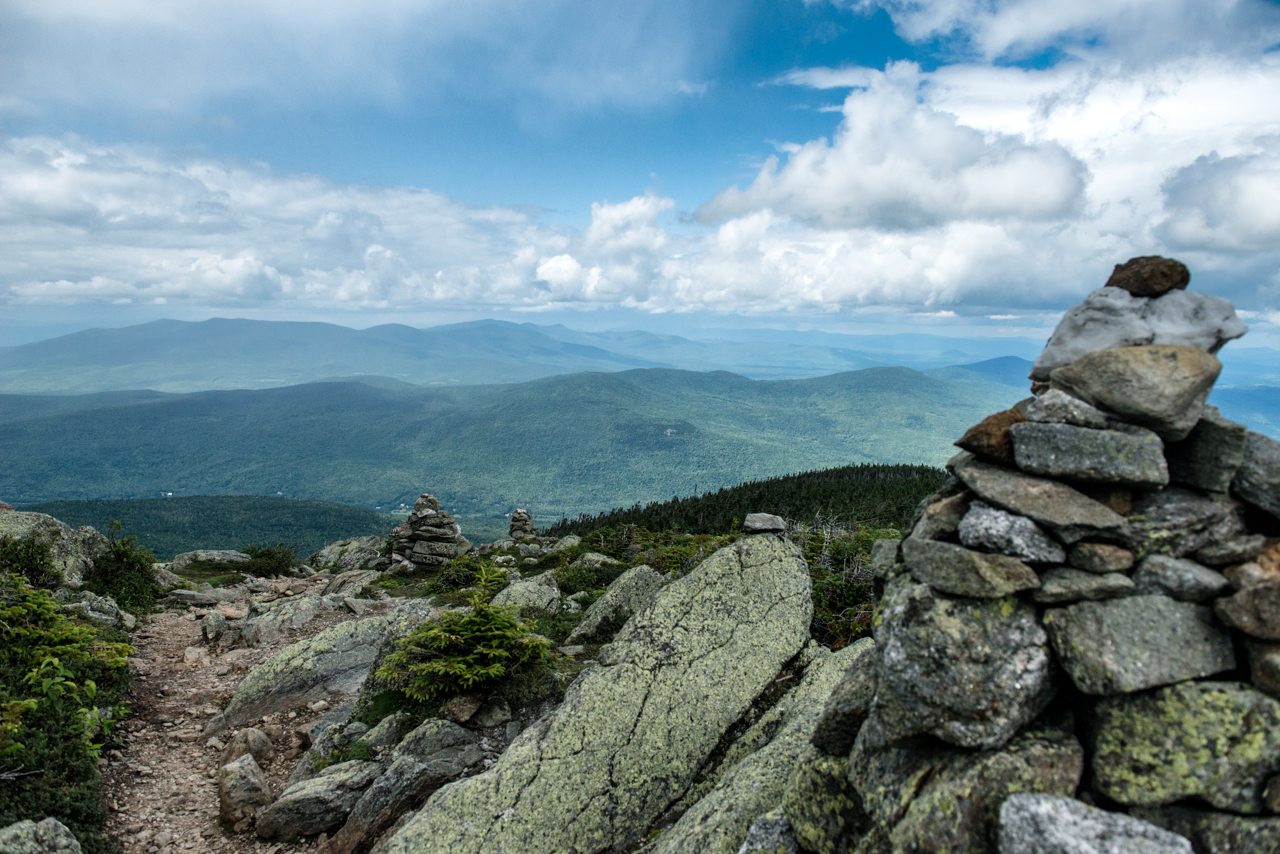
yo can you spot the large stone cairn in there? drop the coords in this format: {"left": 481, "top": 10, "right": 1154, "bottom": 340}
{"left": 807, "top": 256, "right": 1280, "bottom": 853}
{"left": 389, "top": 494, "right": 472, "bottom": 568}
{"left": 508, "top": 507, "right": 535, "bottom": 540}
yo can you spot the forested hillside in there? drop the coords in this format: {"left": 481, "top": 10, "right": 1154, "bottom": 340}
{"left": 0, "top": 367, "right": 1022, "bottom": 518}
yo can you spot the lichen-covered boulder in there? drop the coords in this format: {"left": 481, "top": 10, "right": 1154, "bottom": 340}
{"left": 869, "top": 576, "right": 1055, "bottom": 749}
{"left": 780, "top": 750, "right": 866, "bottom": 854}
{"left": 168, "top": 549, "right": 250, "bottom": 573}
{"left": 323, "top": 569, "right": 382, "bottom": 598}
{"left": 208, "top": 599, "right": 436, "bottom": 734}
{"left": 850, "top": 721, "right": 1083, "bottom": 854}
{"left": 0, "top": 511, "right": 107, "bottom": 587}
{"left": 0, "top": 817, "right": 82, "bottom": 853}
{"left": 309, "top": 536, "right": 388, "bottom": 572}
{"left": 240, "top": 592, "right": 324, "bottom": 647}
{"left": 490, "top": 576, "right": 560, "bottom": 614}
{"left": 566, "top": 564, "right": 664, "bottom": 644}
{"left": 55, "top": 589, "right": 136, "bottom": 629}
{"left": 380, "top": 534, "right": 813, "bottom": 854}
{"left": 1089, "top": 681, "right": 1280, "bottom": 813}
{"left": 654, "top": 643, "right": 864, "bottom": 854}
{"left": 256, "top": 760, "right": 383, "bottom": 839}
{"left": 1043, "top": 595, "right": 1235, "bottom": 695}
{"left": 225, "top": 727, "right": 275, "bottom": 765}
{"left": 998, "top": 794, "right": 1191, "bottom": 854}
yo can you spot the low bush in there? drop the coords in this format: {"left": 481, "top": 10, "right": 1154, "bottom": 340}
{"left": 240, "top": 543, "right": 297, "bottom": 576}
{"left": 0, "top": 537, "right": 132, "bottom": 854}
{"left": 377, "top": 565, "right": 552, "bottom": 702}
{"left": 82, "top": 521, "right": 162, "bottom": 613}
{"left": 0, "top": 533, "right": 61, "bottom": 590}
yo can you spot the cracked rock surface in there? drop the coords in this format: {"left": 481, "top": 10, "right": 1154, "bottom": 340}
{"left": 380, "top": 534, "right": 813, "bottom": 854}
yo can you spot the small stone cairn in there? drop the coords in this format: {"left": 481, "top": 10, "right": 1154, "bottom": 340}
{"left": 509, "top": 507, "right": 536, "bottom": 540}
{"left": 389, "top": 494, "right": 472, "bottom": 568}
{"left": 805, "top": 257, "right": 1280, "bottom": 853}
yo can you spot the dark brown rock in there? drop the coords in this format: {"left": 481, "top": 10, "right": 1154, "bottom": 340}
{"left": 955, "top": 408, "right": 1025, "bottom": 465}
{"left": 1215, "top": 581, "right": 1280, "bottom": 640}
{"left": 1104, "top": 256, "right": 1190, "bottom": 297}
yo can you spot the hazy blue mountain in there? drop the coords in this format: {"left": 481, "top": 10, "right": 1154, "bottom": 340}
{"left": 0, "top": 317, "right": 1048, "bottom": 393}
{"left": 0, "top": 367, "right": 1025, "bottom": 518}
{"left": 0, "top": 318, "right": 672, "bottom": 393}
{"left": 698, "top": 328, "right": 1047, "bottom": 368}
{"left": 925, "top": 356, "right": 1035, "bottom": 387}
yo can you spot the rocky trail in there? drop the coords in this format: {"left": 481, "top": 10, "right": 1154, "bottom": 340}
{"left": 101, "top": 577, "right": 394, "bottom": 854}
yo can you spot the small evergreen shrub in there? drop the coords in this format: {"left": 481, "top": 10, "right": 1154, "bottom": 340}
{"left": 82, "top": 521, "right": 162, "bottom": 612}
{"left": 0, "top": 533, "right": 62, "bottom": 590}
{"left": 241, "top": 543, "right": 297, "bottom": 576}
{"left": 0, "top": 568, "right": 132, "bottom": 854}
{"left": 378, "top": 565, "right": 552, "bottom": 702}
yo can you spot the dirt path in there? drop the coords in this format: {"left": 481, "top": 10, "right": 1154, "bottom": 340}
{"left": 100, "top": 582, "right": 394, "bottom": 854}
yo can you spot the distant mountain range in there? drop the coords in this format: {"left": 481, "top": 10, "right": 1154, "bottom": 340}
{"left": 0, "top": 317, "right": 1053, "bottom": 394}
{"left": 0, "top": 366, "right": 1027, "bottom": 517}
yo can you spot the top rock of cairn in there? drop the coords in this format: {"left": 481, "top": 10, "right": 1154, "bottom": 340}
{"left": 816, "top": 256, "right": 1280, "bottom": 853}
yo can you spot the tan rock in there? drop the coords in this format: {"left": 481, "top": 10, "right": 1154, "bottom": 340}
{"left": 1215, "top": 581, "right": 1280, "bottom": 640}
{"left": 1050, "top": 345, "right": 1221, "bottom": 441}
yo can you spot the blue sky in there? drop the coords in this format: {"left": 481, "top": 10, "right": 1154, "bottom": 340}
{"left": 2, "top": 0, "right": 1280, "bottom": 347}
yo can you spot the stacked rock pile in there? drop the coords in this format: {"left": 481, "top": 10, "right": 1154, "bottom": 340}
{"left": 509, "top": 507, "right": 536, "bottom": 540}
{"left": 806, "top": 257, "right": 1280, "bottom": 853}
{"left": 388, "top": 494, "right": 472, "bottom": 569}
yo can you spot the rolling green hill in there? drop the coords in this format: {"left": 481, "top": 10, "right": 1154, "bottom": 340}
{"left": 15, "top": 496, "right": 402, "bottom": 560}
{"left": 0, "top": 367, "right": 1023, "bottom": 519}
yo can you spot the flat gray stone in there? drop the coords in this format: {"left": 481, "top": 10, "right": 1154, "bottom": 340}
{"left": 901, "top": 537, "right": 1040, "bottom": 598}
{"left": 1090, "top": 681, "right": 1280, "bottom": 813}
{"left": 958, "top": 501, "right": 1065, "bottom": 564}
{"left": 256, "top": 760, "right": 383, "bottom": 839}
{"left": 998, "top": 793, "right": 1191, "bottom": 854}
{"left": 0, "top": 818, "right": 82, "bottom": 854}
{"left": 869, "top": 575, "right": 1055, "bottom": 749}
{"left": 168, "top": 549, "right": 251, "bottom": 572}
{"left": 1132, "top": 555, "right": 1231, "bottom": 602}
{"left": 949, "top": 453, "right": 1128, "bottom": 544}
{"left": 743, "top": 513, "right": 786, "bottom": 533}
{"left": 380, "top": 535, "right": 813, "bottom": 854}
{"left": 1032, "top": 568, "right": 1134, "bottom": 604}
{"left": 1043, "top": 595, "right": 1235, "bottom": 695}
{"left": 1195, "top": 533, "right": 1267, "bottom": 566}
{"left": 1049, "top": 345, "right": 1221, "bottom": 441}
{"left": 1165, "top": 405, "right": 1247, "bottom": 493}
{"left": 1010, "top": 421, "right": 1169, "bottom": 489}
{"left": 1067, "top": 542, "right": 1134, "bottom": 573}
{"left": 323, "top": 569, "right": 382, "bottom": 598}
{"left": 736, "top": 809, "right": 798, "bottom": 854}
{"left": 567, "top": 564, "right": 665, "bottom": 644}
{"left": 1024, "top": 388, "right": 1109, "bottom": 428}
{"left": 1233, "top": 430, "right": 1280, "bottom": 519}
{"left": 1126, "top": 488, "right": 1245, "bottom": 559}
{"left": 1030, "top": 286, "right": 1245, "bottom": 380}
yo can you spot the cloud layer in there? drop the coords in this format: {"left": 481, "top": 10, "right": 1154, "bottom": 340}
{"left": 3, "top": 1, "right": 1280, "bottom": 324}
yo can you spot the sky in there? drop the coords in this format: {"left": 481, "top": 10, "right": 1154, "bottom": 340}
{"left": 2, "top": 0, "right": 1280, "bottom": 347}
